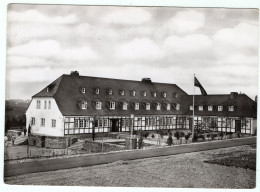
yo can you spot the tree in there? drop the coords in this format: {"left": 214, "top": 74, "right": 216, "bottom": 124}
{"left": 174, "top": 131, "right": 180, "bottom": 144}
{"left": 184, "top": 133, "right": 191, "bottom": 143}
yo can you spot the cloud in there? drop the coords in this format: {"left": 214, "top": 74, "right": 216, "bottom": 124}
{"left": 117, "top": 38, "right": 165, "bottom": 60}
{"left": 165, "top": 10, "right": 205, "bottom": 34}
{"left": 103, "top": 8, "right": 151, "bottom": 25}
{"left": 8, "top": 9, "right": 77, "bottom": 24}
{"left": 7, "top": 40, "right": 100, "bottom": 61}
{"left": 163, "top": 34, "right": 212, "bottom": 54}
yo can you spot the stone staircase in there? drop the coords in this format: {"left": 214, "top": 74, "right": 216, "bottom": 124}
{"left": 14, "top": 135, "right": 28, "bottom": 145}
{"left": 68, "top": 140, "right": 84, "bottom": 150}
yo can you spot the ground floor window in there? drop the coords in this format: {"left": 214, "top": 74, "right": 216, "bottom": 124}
{"left": 51, "top": 119, "right": 56, "bottom": 128}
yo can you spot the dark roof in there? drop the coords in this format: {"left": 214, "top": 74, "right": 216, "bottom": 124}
{"left": 33, "top": 74, "right": 187, "bottom": 116}
{"left": 181, "top": 94, "right": 257, "bottom": 118}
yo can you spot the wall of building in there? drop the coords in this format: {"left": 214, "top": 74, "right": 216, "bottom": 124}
{"left": 25, "top": 97, "right": 64, "bottom": 137}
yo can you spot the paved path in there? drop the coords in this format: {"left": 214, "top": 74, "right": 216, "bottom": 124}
{"left": 4, "top": 137, "right": 256, "bottom": 177}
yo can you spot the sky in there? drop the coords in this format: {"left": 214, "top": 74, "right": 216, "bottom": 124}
{"left": 5, "top": 4, "right": 259, "bottom": 100}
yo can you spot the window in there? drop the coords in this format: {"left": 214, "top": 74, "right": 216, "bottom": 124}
{"left": 108, "top": 89, "right": 112, "bottom": 95}
{"left": 218, "top": 106, "right": 223, "bottom": 111}
{"left": 123, "top": 102, "right": 128, "bottom": 110}
{"left": 135, "top": 102, "right": 139, "bottom": 110}
{"left": 131, "top": 90, "right": 136, "bottom": 96}
{"left": 208, "top": 106, "right": 213, "bottom": 111}
{"left": 176, "top": 103, "right": 180, "bottom": 110}
{"left": 156, "top": 103, "right": 161, "bottom": 110}
{"left": 31, "top": 117, "right": 35, "bottom": 125}
{"left": 44, "top": 100, "right": 47, "bottom": 109}
{"left": 36, "top": 100, "right": 41, "bottom": 109}
{"left": 199, "top": 105, "right": 203, "bottom": 111}
{"left": 145, "top": 118, "right": 150, "bottom": 126}
{"left": 163, "top": 92, "right": 167, "bottom": 98}
{"left": 166, "top": 103, "right": 171, "bottom": 110}
{"left": 51, "top": 119, "right": 56, "bottom": 128}
{"left": 104, "top": 119, "right": 108, "bottom": 127}
{"left": 190, "top": 105, "right": 193, "bottom": 110}
{"left": 95, "top": 88, "right": 100, "bottom": 94}
{"left": 174, "top": 93, "right": 179, "bottom": 98}
{"left": 46, "top": 87, "right": 49, "bottom": 92}
{"left": 81, "top": 101, "right": 87, "bottom": 109}
{"left": 228, "top": 106, "right": 234, "bottom": 111}
{"left": 96, "top": 102, "right": 102, "bottom": 109}
{"left": 110, "top": 102, "right": 115, "bottom": 110}
{"left": 74, "top": 119, "right": 79, "bottom": 128}
{"left": 142, "top": 91, "right": 147, "bottom": 96}
{"left": 48, "top": 101, "right": 51, "bottom": 109}
{"left": 120, "top": 90, "right": 125, "bottom": 95}
{"left": 152, "top": 92, "right": 157, "bottom": 97}
{"left": 81, "top": 88, "right": 86, "bottom": 94}
{"left": 146, "top": 103, "right": 150, "bottom": 110}
{"left": 99, "top": 119, "right": 103, "bottom": 127}
{"left": 137, "top": 118, "right": 142, "bottom": 126}
{"left": 41, "top": 118, "right": 45, "bottom": 127}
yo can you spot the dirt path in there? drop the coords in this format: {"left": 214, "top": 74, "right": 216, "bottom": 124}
{"left": 5, "top": 145, "right": 255, "bottom": 188}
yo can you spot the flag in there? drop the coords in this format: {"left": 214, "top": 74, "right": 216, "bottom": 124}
{"left": 194, "top": 77, "right": 207, "bottom": 95}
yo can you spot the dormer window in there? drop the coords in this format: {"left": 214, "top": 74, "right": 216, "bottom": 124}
{"left": 176, "top": 103, "right": 180, "bottom": 110}
{"left": 198, "top": 105, "right": 203, "bottom": 111}
{"left": 108, "top": 89, "right": 112, "bottom": 95}
{"left": 208, "top": 106, "right": 213, "bottom": 111}
{"left": 218, "top": 106, "right": 223, "bottom": 111}
{"left": 120, "top": 90, "right": 125, "bottom": 96}
{"left": 81, "top": 101, "right": 87, "bottom": 109}
{"left": 96, "top": 101, "right": 102, "bottom": 109}
{"left": 228, "top": 106, "right": 234, "bottom": 112}
{"left": 174, "top": 93, "right": 179, "bottom": 98}
{"left": 166, "top": 103, "right": 171, "bottom": 110}
{"left": 146, "top": 103, "right": 150, "bottom": 110}
{"left": 152, "top": 92, "right": 157, "bottom": 97}
{"left": 46, "top": 87, "right": 49, "bottom": 93}
{"left": 123, "top": 102, "right": 128, "bottom": 110}
{"left": 162, "top": 92, "right": 167, "bottom": 98}
{"left": 156, "top": 103, "right": 161, "bottom": 110}
{"left": 190, "top": 105, "right": 193, "bottom": 111}
{"left": 131, "top": 90, "right": 136, "bottom": 96}
{"left": 135, "top": 102, "right": 139, "bottom": 110}
{"left": 95, "top": 88, "right": 100, "bottom": 95}
{"left": 142, "top": 91, "right": 147, "bottom": 97}
{"left": 110, "top": 102, "right": 115, "bottom": 110}
{"left": 81, "top": 88, "right": 86, "bottom": 94}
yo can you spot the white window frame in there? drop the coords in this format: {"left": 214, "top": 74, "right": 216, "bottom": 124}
{"left": 41, "top": 118, "right": 45, "bottom": 127}
{"left": 95, "top": 88, "right": 100, "bottom": 94}
{"left": 153, "top": 92, "right": 157, "bottom": 97}
{"left": 36, "top": 100, "right": 41, "bottom": 109}
{"left": 51, "top": 119, "right": 56, "bottom": 128}
{"left": 110, "top": 102, "right": 115, "bottom": 110}
{"left": 81, "top": 101, "right": 87, "bottom": 109}
{"left": 190, "top": 105, "right": 193, "bottom": 111}
{"left": 176, "top": 103, "right": 180, "bottom": 110}
{"left": 108, "top": 89, "right": 112, "bottom": 95}
{"left": 199, "top": 105, "right": 203, "bottom": 111}
{"left": 96, "top": 102, "right": 102, "bottom": 109}
{"left": 135, "top": 102, "right": 139, "bottom": 110}
{"left": 123, "top": 102, "right": 128, "bottom": 110}
{"left": 131, "top": 90, "right": 136, "bottom": 96}
{"left": 81, "top": 88, "right": 86, "bottom": 94}
{"left": 156, "top": 103, "right": 161, "bottom": 110}
{"left": 166, "top": 103, "right": 171, "bottom": 110}
{"left": 218, "top": 106, "right": 223, "bottom": 111}
{"left": 208, "top": 106, "right": 213, "bottom": 111}
{"left": 228, "top": 106, "right": 234, "bottom": 111}
{"left": 143, "top": 91, "right": 147, "bottom": 96}
{"left": 163, "top": 92, "right": 167, "bottom": 98}
{"left": 146, "top": 103, "right": 150, "bottom": 110}
{"left": 120, "top": 90, "right": 125, "bottom": 95}
{"left": 31, "top": 117, "right": 35, "bottom": 125}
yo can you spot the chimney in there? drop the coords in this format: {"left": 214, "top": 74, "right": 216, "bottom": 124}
{"left": 230, "top": 92, "right": 238, "bottom": 99}
{"left": 141, "top": 78, "right": 152, "bottom": 83}
{"left": 70, "top": 71, "right": 79, "bottom": 77}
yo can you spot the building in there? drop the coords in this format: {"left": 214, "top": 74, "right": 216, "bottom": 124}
{"left": 25, "top": 71, "right": 257, "bottom": 137}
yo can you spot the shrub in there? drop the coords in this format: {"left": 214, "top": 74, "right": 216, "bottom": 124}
{"left": 138, "top": 136, "right": 143, "bottom": 149}
{"left": 219, "top": 132, "right": 224, "bottom": 140}
{"left": 167, "top": 136, "right": 173, "bottom": 146}
{"left": 192, "top": 134, "right": 198, "bottom": 142}
{"left": 174, "top": 131, "right": 180, "bottom": 140}
{"left": 206, "top": 133, "right": 211, "bottom": 141}
{"left": 168, "top": 132, "right": 173, "bottom": 136}
{"left": 151, "top": 134, "right": 155, "bottom": 138}
{"left": 184, "top": 134, "right": 191, "bottom": 143}
{"left": 141, "top": 131, "right": 149, "bottom": 138}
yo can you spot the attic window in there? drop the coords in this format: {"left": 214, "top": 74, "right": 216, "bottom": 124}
{"left": 142, "top": 91, "right": 147, "bottom": 97}
{"left": 218, "top": 106, "right": 223, "bottom": 111}
{"left": 156, "top": 103, "right": 161, "bottom": 110}
{"left": 108, "top": 89, "right": 113, "bottom": 95}
{"left": 95, "top": 88, "right": 100, "bottom": 95}
{"left": 174, "top": 93, "right": 179, "bottom": 98}
{"left": 152, "top": 92, "right": 157, "bottom": 97}
{"left": 110, "top": 102, "right": 115, "bottom": 110}
{"left": 162, "top": 92, "right": 167, "bottom": 98}
{"left": 146, "top": 103, "right": 150, "bottom": 110}
{"left": 208, "top": 106, "right": 213, "bottom": 111}
{"left": 81, "top": 101, "right": 87, "bottom": 109}
{"left": 135, "top": 102, "right": 139, "bottom": 110}
{"left": 131, "top": 90, "right": 136, "bottom": 96}
{"left": 96, "top": 101, "right": 102, "bottom": 109}
{"left": 166, "top": 103, "right": 171, "bottom": 110}
{"left": 176, "top": 103, "right": 180, "bottom": 110}
{"left": 122, "top": 102, "right": 128, "bottom": 110}
{"left": 81, "top": 88, "right": 86, "bottom": 94}
{"left": 198, "top": 105, "right": 203, "bottom": 111}
{"left": 120, "top": 90, "right": 125, "bottom": 96}
{"left": 228, "top": 106, "right": 234, "bottom": 112}
{"left": 46, "top": 87, "right": 49, "bottom": 93}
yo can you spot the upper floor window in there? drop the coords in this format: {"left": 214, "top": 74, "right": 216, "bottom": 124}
{"left": 218, "top": 106, "right": 223, "bottom": 111}
{"left": 46, "top": 87, "right": 49, "bottom": 93}
{"left": 96, "top": 102, "right": 102, "bottom": 109}
{"left": 110, "top": 102, "right": 115, "bottom": 110}
{"left": 208, "top": 106, "right": 213, "bottom": 111}
{"left": 162, "top": 92, "right": 167, "bottom": 98}
{"left": 81, "top": 88, "right": 86, "bottom": 94}
{"left": 135, "top": 102, "right": 139, "bottom": 110}
{"left": 123, "top": 102, "right": 128, "bottom": 110}
{"left": 44, "top": 100, "right": 47, "bottom": 109}
{"left": 152, "top": 92, "right": 157, "bottom": 97}
{"left": 31, "top": 117, "right": 35, "bottom": 125}
{"left": 95, "top": 88, "right": 100, "bottom": 95}
{"left": 156, "top": 103, "right": 161, "bottom": 110}
{"left": 36, "top": 100, "right": 41, "bottom": 109}
{"left": 146, "top": 103, "right": 150, "bottom": 110}
{"left": 176, "top": 103, "right": 180, "bottom": 110}
{"left": 120, "top": 90, "right": 125, "bottom": 96}
{"left": 166, "top": 103, "right": 171, "bottom": 110}
{"left": 228, "top": 106, "right": 234, "bottom": 112}
{"left": 198, "top": 105, "right": 203, "bottom": 111}
{"left": 108, "top": 89, "right": 113, "bottom": 95}
{"left": 41, "top": 118, "right": 45, "bottom": 127}
{"left": 131, "top": 90, "right": 136, "bottom": 96}
{"left": 81, "top": 101, "right": 87, "bottom": 109}
{"left": 142, "top": 91, "right": 147, "bottom": 97}
{"left": 48, "top": 101, "right": 51, "bottom": 109}
{"left": 190, "top": 105, "right": 193, "bottom": 111}
{"left": 51, "top": 119, "right": 56, "bottom": 128}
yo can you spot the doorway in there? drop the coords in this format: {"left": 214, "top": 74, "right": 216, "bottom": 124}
{"left": 111, "top": 119, "right": 120, "bottom": 132}
{"left": 235, "top": 120, "right": 241, "bottom": 133}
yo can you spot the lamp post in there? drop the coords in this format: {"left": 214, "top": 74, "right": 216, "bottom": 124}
{"left": 130, "top": 114, "right": 134, "bottom": 149}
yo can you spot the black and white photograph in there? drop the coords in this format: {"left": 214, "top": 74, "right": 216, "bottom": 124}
{"left": 1, "top": 0, "right": 259, "bottom": 190}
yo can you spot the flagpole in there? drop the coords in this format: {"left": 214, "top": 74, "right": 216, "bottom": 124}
{"left": 192, "top": 74, "right": 195, "bottom": 139}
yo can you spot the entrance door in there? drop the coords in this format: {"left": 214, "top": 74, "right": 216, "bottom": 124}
{"left": 111, "top": 119, "right": 119, "bottom": 132}
{"left": 235, "top": 120, "right": 241, "bottom": 133}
